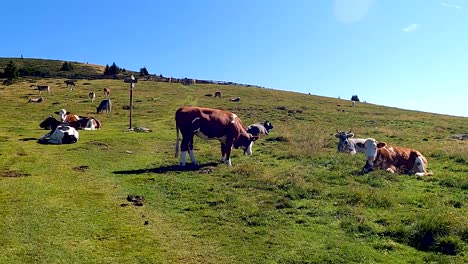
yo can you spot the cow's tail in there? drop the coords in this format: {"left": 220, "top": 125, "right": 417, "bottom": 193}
{"left": 175, "top": 123, "right": 180, "bottom": 158}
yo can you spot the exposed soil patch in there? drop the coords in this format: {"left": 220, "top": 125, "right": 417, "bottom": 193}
{"left": 199, "top": 168, "right": 214, "bottom": 174}
{"left": 127, "top": 195, "right": 145, "bottom": 206}
{"left": 73, "top": 165, "right": 89, "bottom": 172}
{"left": 88, "top": 141, "right": 110, "bottom": 150}
{"left": 1, "top": 171, "right": 30, "bottom": 178}
{"left": 266, "top": 136, "right": 289, "bottom": 142}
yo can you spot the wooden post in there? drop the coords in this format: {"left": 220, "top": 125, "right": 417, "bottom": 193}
{"left": 129, "top": 82, "right": 134, "bottom": 129}
{"left": 125, "top": 75, "right": 137, "bottom": 130}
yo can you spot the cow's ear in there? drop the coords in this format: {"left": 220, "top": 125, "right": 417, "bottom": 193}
{"left": 335, "top": 133, "right": 340, "bottom": 138}
{"left": 54, "top": 111, "right": 60, "bottom": 115}
{"left": 347, "top": 133, "right": 355, "bottom": 138}
{"left": 356, "top": 142, "right": 364, "bottom": 148}
{"left": 377, "top": 142, "right": 386, "bottom": 148}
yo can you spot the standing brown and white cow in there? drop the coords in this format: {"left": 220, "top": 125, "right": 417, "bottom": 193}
{"left": 175, "top": 106, "right": 257, "bottom": 166}
{"left": 103, "top": 88, "right": 111, "bottom": 98}
{"left": 356, "top": 138, "right": 432, "bottom": 176}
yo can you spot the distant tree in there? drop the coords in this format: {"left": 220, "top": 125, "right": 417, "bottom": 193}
{"left": 4, "top": 60, "right": 19, "bottom": 80}
{"left": 60, "top": 61, "right": 74, "bottom": 71}
{"left": 104, "top": 64, "right": 110, "bottom": 75}
{"left": 139, "top": 67, "right": 149, "bottom": 76}
{"left": 104, "top": 62, "right": 121, "bottom": 75}
{"left": 351, "top": 95, "right": 360, "bottom": 102}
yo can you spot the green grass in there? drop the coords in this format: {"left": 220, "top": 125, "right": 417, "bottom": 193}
{"left": 0, "top": 75, "right": 467, "bottom": 263}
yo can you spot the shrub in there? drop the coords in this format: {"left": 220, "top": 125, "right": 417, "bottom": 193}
{"left": 407, "top": 212, "right": 466, "bottom": 255}
{"left": 60, "top": 61, "right": 74, "bottom": 71}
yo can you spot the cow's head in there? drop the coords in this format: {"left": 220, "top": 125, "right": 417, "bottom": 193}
{"left": 54, "top": 109, "right": 70, "bottom": 122}
{"left": 356, "top": 138, "right": 385, "bottom": 173}
{"left": 39, "top": 115, "right": 60, "bottom": 130}
{"left": 263, "top": 121, "right": 274, "bottom": 132}
{"left": 234, "top": 134, "right": 258, "bottom": 155}
{"left": 335, "top": 129, "right": 355, "bottom": 152}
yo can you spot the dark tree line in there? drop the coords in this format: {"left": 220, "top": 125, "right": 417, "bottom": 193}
{"left": 139, "top": 67, "right": 149, "bottom": 76}
{"left": 104, "top": 62, "right": 121, "bottom": 75}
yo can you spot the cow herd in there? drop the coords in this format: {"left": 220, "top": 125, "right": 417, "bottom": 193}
{"left": 33, "top": 82, "right": 111, "bottom": 145}
{"left": 31, "top": 81, "right": 432, "bottom": 176}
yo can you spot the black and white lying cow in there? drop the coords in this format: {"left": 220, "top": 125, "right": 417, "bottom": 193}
{"left": 97, "top": 99, "right": 112, "bottom": 114}
{"left": 38, "top": 117, "right": 79, "bottom": 144}
{"left": 335, "top": 129, "right": 367, "bottom": 154}
{"left": 247, "top": 121, "right": 274, "bottom": 137}
{"left": 28, "top": 97, "right": 44, "bottom": 103}
{"left": 175, "top": 106, "right": 257, "bottom": 166}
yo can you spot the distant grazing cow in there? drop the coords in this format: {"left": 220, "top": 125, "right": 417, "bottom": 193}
{"left": 38, "top": 117, "right": 79, "bottom": 144}
{"left": 229, "top": 97, "right": 240, "bottom": 102}
{"left": 335, "top": 129, "right": 367, "bottom": 154}
{"left": 214, "top": 91, "right": 222, "bottom": 98}
{"left": 247, "top": 121, "right": 274, "bottom": 137}
{"left": 89, "top": 91, "right": 96, "bottom": 102}
{"left": 97, "top": 99, "right": 112, "bottom": 114}
{"left": 356, "top": 138, "right": 432, "bottom": 176}
{"left": 28, "top": 97, "right": 44, "bottom": 103}
{"left": 31, "top": 85, "right": 50, "bottom": 95}
{"left": 64, "top": 80, "right": 76, "bottom": 86}
{"left": 64, "top": 80, "right": 76, "bottom": 90}
{"left": 103, "top": 88, "right": 111, "bottom": 98}
{"left": 175, "top": 106, "right": 257, "bottom": 166}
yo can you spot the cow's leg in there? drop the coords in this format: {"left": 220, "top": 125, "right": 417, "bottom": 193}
{"left": 224, "top": 139, "right": 233, "bottom": 166}
{"left": 188, "top": 136, "right": 199, "bottom": 166}
{"left": 385, "top": 165, "right": 397, "bottom": 173}
{"left": 220, "top": 143, "right": 227, "bottom": 163}
{"left": 179, "top": 133, "right": 191, "bottom": 166}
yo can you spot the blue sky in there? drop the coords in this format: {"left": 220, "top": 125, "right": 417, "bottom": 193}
{"left": 2, "top": 0, "right": 467, "bottom": 117}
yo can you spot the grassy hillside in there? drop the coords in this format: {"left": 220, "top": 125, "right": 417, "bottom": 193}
{"left": 0, "top": 57, "right": 106, "bottom": 78}
{"left": 0, "top": 77, "right": 466, "bottom": 263}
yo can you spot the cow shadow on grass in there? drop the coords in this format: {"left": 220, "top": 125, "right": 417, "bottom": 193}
{"left": 19, "top": 138, "right": 38, "bottom": 141}
{"left": 113, "top": 162, "right": 219, "bottom": 175}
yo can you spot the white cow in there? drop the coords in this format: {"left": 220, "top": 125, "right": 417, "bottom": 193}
{"left": 335, "top": 130, "right": 367, "bottom": 154}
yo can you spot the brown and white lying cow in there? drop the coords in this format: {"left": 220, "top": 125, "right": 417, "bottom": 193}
{"left": 175, "top": 106, "right": 257, "bottom": 166}
{"left": 356, "top": 138, "right": 432, "bottom": 176}
{"left": 54, "top": 109, "right": 101, "bottom": 130}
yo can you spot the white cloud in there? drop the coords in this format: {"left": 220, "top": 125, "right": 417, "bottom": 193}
{"left": 402, "top": 23, "right": 420, "bottom": 32}
{"left": 333, "top": 0, "right": 375, "bottom": 23}
{"left": 441, "top": 2, "right": 462, "bottom": 9}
